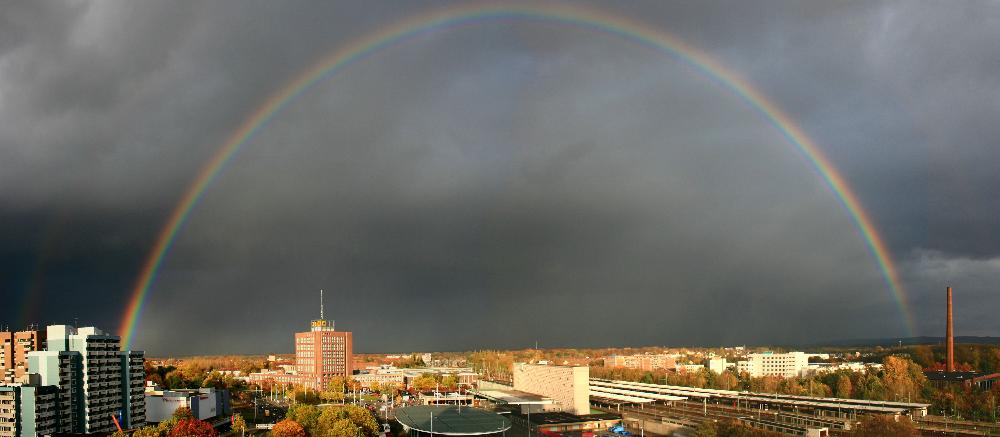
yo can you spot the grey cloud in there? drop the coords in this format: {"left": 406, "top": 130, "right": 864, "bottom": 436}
{"left": 1, "top": 1, "right": 998, "bottom": 354}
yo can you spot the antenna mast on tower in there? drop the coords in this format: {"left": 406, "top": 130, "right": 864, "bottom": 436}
{"left": 320, "top": 289, "right": 324, "bottom": 320}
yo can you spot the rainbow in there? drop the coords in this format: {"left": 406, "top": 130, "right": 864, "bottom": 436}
{"left": 119, "top": 3, "right": 913, "bottom": 349}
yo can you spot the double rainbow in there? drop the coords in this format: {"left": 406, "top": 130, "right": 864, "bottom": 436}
{"left": 120, "top": 3, "right": 912, "bottom": 349}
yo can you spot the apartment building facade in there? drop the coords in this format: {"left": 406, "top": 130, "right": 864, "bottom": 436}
{"left": 736, "top": 352, "right": 809, "bottom": 378}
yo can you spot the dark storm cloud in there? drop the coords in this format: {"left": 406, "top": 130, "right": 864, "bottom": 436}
{"left": 2, "top": 1, "right": 998, "bottom": 354}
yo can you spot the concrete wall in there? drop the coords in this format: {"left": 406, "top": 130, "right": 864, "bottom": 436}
{"left": 512, "top": 364, "right": 589, "bottom": 415}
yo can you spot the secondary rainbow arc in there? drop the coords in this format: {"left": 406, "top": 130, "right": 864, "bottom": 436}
{"left": 119, "top": 3, "right": 913, "bottom": 349}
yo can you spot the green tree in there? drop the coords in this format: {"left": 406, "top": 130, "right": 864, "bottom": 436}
{"left": 344, "top": 404, "right": 380, "bottom": 437}
{"left": 856, "top": 372, "right": 886, "bottom": 400}
{"left": 133, "top": 426, "right": 164, "bottom": 437}
{"left": 231, "top": 413, "right": 248, "bottom": 435}
{"left": 412, "top": 374, "right": 438, "bottom": 391}
{"left": 323, "top": 377, "right": 347, "bottom": 403}
{"left": 201, "top": 372, "right": 225, "bottom": 389}
{"left": 316, "top": 404, "right": 380, "bottom": 437}
{"left": 328, "top": 418, "right": 361, "bottom": 437}
{"left": 287, "top": 404, "right": 321, "bottom": 434}
{"left": 441, "top": 375, "right": 459, "bottom": 390}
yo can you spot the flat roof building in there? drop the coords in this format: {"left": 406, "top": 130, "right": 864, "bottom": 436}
{"left": 0, "top": 383, "right": 60, "bottom": 437}
{"left": 0, "top": 330, "right": 45, "bottom": 383}
{"left": 736, "top": 352, "right": 808, "bottom": 378}
{"left": 144, "top": 387, "right": 231, "bottom": 424}
{"left": 508, "top": 411, "right": 621, "bottom": 435}
{"left": 395, "top": 406, "right": 510, "bottom": 437}
{"left": 513, "top": 364, "right": 589, "bottom": 415}
{"left": 603, "top": 355, "right": 675, "bottom": 371}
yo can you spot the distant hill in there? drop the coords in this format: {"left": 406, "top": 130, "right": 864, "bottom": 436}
{"left": 798, "top": 336, "right": 1000, "bottom": 348}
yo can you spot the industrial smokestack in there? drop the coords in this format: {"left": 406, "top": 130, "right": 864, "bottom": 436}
{"left": 947, "top": 286, "right": 955, "bottom": 372}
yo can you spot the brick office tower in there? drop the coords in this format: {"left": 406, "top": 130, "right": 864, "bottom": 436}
{"left": 294, "top": 290, "right": 353, "bottom": 390}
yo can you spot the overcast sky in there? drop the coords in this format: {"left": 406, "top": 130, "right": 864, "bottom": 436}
{"left": 2, "top": 1, "right": 999, "bottom": 355}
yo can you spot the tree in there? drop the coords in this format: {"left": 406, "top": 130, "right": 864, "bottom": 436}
{"left": 317, "top": 404, "right": 380, "bottom": 437}
{"left": 882, "top": 356, "right": 925, "bottom": 402}
{"left": 380, "top": 382, "right": 400, "bottom": 398}
{"left": 344, "top": 404, "right": 380, "bottom": 437}
{"left": 168, "top": 418, "right": 218, "bottom": 437}
{"left": 835, "top": 374, "right": 853, "bottom": 398}
{"left": 323, "top": 377, "right": 347, "bottom": 403}
{"left": 173, "top": 406, "right": 195, "bottom": 421}
{"left": 856, "top": 372, "right": 887, "bottom": 400}
{"left": 846, "top": 415, "right": 919, "bottom": 437}
{"left": 329, "top": 419, "right": 361, "bottom": 437}
{"left": 441, "top": 375, "right": 459, "bottom": 390}
{"left": 202, "top": 372, "right": 225, "bottom": 389}
{"left": 271, "top": 419, "right": 308, "bottom": 437}
{"left": 347, "top": 377, "right": 363, "bottom": 394}
{"left": 717, "top": 371, "right": 739, "bottom": 391}
{"left": 692, "top": 421, "right": 717, "bottom": 437}
{"left": 286, "top": 404, "right": 321, "bottom": 434}
{"left": 156, "top": 418, "right": 178, "bottom": 437}
{"left": 133, "top": 426, "right": 164, "bottom": 437}
{"left": 412, "top": 374, "right": 438, "bottom": 391}
{"left": 231, "top": 413, "right": 248, "bottom": 436}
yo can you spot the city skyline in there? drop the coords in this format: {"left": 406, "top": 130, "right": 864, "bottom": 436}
{"left": 3, "top": 1, "right": 1000, "bottom": 355}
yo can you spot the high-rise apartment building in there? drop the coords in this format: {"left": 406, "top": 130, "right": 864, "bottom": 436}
{"left": 26, "top": 351, "right": 80, "bottom": 434}
{"left": 0, "top": 330, "right": 45, "bottom": 383}
{"left": 122, "top": 351, "right": 146, "bottom": 428}
{"left": 17, "top": 325, "right": 146, "bottom": 433}
{"left": 46, "top": 326, "right": 148, "bottom": 432}
{"left": 0, "top": 382, "right": 60, "bottom": 437}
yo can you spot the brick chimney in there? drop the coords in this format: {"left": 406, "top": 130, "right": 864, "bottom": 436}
{"left": 947, "top": 286, "right": 955, "bottom": 372}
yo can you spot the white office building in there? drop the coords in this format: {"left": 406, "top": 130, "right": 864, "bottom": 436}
{"left": 735, "top": 352, "right": 809, "bottom": 378}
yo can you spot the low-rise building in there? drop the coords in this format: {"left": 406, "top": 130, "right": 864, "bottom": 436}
{"left": 353, "top": 369, "right": 405, "bottom": 389}
{"left": 144, "top": 387, "right": 231, "bottom": 424}
{"left": 924, "top": 371, "right": 1000, "bottom": 390}
{"left": 803, "top": 362, "right": 882, "bottom": 376}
